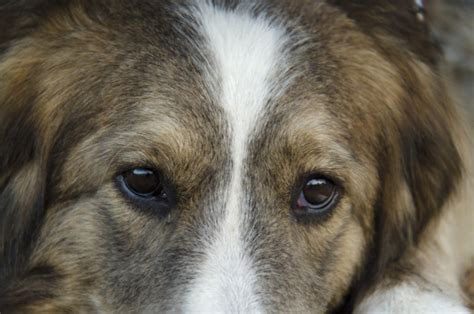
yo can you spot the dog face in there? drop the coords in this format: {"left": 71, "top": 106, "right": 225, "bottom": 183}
{"left": 0, "top": 0, "right": 463, "bottom": 312}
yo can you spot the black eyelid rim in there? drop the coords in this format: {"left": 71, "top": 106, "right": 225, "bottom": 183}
{"left": 115, "top": 164, "right": 174, "bottom": 190}
{"left": 122, "top": 170, "right": 162, "bottom": 197}
{"left": 115, "top": 166, "right": 177, "bottom": 206}
{"left": 290, "top": 172, "right": 343, "bottom": 222}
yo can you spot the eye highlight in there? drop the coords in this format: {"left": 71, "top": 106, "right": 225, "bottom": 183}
{"left": 116, "top": 167, "right": 172, "bottom": 208}
{"left": 116, "top": 167, "right": 173, "bottom": 216}
{"left": 122, "top": 168, "right": 164, "bottom": 198}
{"left": 293, "top": 176, "right": 339, "bottom": 218}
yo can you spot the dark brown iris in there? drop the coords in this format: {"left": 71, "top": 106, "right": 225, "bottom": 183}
{"left": 297, "top": 178, "right": 337, "bottom": 210}
{"left": 123, "top": 168, "right": 163, "bottom": 197}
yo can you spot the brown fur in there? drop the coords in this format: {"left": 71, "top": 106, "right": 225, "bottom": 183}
{"left": 0, "top": 0, "right": 471, "bottom": 312}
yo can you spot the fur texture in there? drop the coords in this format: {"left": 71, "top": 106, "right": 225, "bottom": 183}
{"left": 0, "top": 0, "right": 472, "bottom": 312}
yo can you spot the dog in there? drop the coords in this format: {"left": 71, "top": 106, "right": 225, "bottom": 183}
{"left": 0, "top": 0, "right": 473, "bottom": 312}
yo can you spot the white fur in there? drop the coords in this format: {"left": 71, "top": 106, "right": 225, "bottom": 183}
{"left": 355, "top": 283, "right": 470, "bottom": 314}
{"left": 182, "top": 2, "right": 297, "bottom": 312}
{"left": 178, "top": 2, "right": 473, "bottom": 313}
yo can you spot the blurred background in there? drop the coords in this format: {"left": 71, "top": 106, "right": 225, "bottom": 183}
{"left": 428, "top": 0, "right": 474, "bottom": 123}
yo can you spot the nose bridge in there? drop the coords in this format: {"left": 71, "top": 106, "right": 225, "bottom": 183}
{"left": 182, "top": 169, "right": 263, "bottom": 313}
{"left": 179, "top": 0, "right": 298, "bottom": 311}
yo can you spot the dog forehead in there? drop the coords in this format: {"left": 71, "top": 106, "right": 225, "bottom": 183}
{"left": 172, "top": 2, "right": 312, "bottom": 312}
{"left": 176, "top": 1, "right": 309, "bottom": 158}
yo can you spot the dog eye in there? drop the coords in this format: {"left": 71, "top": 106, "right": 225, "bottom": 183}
{"left": 121, "top": 168, "right": 165, "bottom": 198}
{"left": 294, "top": 177, "right": 338, "bottom": 215}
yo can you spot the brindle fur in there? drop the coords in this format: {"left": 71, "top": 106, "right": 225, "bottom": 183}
{"left": 0, "top": 0, "right": 471, "bottom": 312}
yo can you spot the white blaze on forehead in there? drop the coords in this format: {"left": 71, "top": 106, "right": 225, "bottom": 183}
{"left": 183, "top": 1, "right": 296, "bottom": 313}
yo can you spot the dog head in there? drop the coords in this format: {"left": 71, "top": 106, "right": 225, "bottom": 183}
{"left": 0, "top": 0, "right": 463, "bottom": 312}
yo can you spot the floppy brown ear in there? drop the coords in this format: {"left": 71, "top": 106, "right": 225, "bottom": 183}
{"left": 0, "top": 94, "right": 51, "bottom": 314}
{"left": 329, "top": 2, "right": 464, "bottom": 308}
{"left": 328, "top": 0, "right": 440, "bottom": 65}
{"left": 0, "top": 66, "right": 47, "bottom": 283}
{"left": 376, "top": 80, "right": 463, "bottom": 269}
{"left": 338, "top": 55, "right": 464, "bottom": 314}
{"left": 338, "top": 66, "right": 464, "bottom": 313}
{"left": 0, "top": 1, "right": 53, "bottom": 305}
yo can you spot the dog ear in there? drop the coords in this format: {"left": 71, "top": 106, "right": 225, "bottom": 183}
{"left": 342, "top": 60, "right": 464, "bottom": 312}
{"left": 380, "top": 103, "right": 461, "bottom": 260}
{"left": 369, "top": 61, "right": 463, "bottom": 288}
{"left": 0, "top": 1, "right": 53, "bottom": 302}
{"left": 0, "top": 71, "right": 47, "bottom": 275}
{"left": 328, "top": 0, "right": 462, "bottom": 298}
{"left": 328, "top": 0, "right": 440, "bottom": 65}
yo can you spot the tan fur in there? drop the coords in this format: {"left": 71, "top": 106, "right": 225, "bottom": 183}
{"left": 0, "top": 1, "right": 472, "bottom": 312}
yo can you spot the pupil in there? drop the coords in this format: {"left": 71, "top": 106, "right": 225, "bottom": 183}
{"left": 126, "top": 168, "right": 160, "bottom": 196}
{"left": 303, "top": 179, "right": 333, "bottom": 205}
